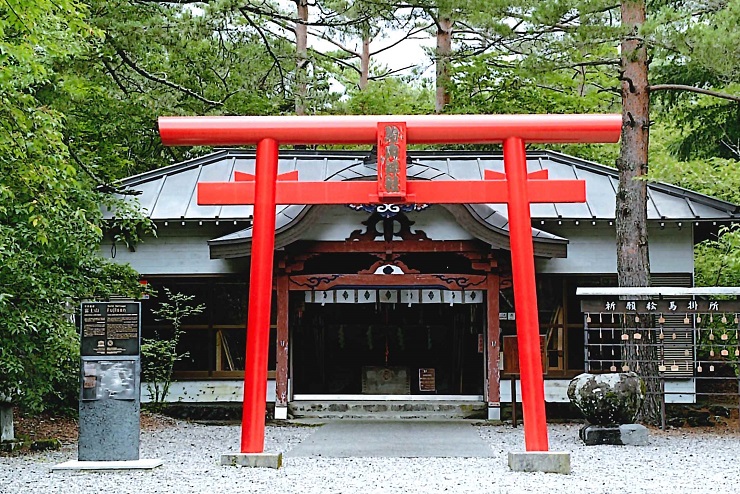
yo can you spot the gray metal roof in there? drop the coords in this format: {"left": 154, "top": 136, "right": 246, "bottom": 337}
{"left": 110, "top": 148, "right": 739, "bottom": 223}
{"left": 108, "top": 149, "right": 739, "bottom": 258}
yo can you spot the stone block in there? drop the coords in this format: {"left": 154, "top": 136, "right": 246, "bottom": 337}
{"left": 579, "top": 424, "right": 648, "bottom": 446}
{"left": 274, "top": 406, "right": 288, "bottom": 420}
{"left": 78, "top": 397, "right": 139, "bottom": 461}
{"left": 0, "top": 405, "right": 13, "bottom": 442}
{"left": 221, "top": 452, "right": 283, "bottom": 469}
{"left": 508, "top": 451, "right": 571, "bottom": 474}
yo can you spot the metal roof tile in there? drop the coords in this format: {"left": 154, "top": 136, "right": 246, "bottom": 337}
{"left": 107, "top": 149, "right": 739, "bottom": 226}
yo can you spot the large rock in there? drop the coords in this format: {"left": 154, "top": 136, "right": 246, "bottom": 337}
{"left": 567, "top": 372, "right": 645, "bottom": 425}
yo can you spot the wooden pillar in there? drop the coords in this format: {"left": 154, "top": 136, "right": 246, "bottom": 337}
{"left": 486, "top": 271, "right": 501, "bottom": 421}
{"left": 503, "top": 136, "right": 549, "bottom": 451}
{"left": 275, "top": 270, "right": 290, "bottom": 420}
{"left": 240, "top": 138, "right": 278, "bottom": 453}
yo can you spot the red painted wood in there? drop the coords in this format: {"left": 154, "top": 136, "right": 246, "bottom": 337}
{"left": 288, "top": 273, "right": 487, "bottom": 291}
{"left": 484, "top": 169, "right": 548, "bottom": 180}
{"left": 377, "top": 122, "right": 407, "bottom": 201}
{"left": 486, "top": 272, "right": 501, "bottom": 411}
{"left": 197, "top": 178, "right": 585, "bottom": 205}
{"left": 240, "top": 138, "right": 278, "bottom": 454}
{"left": 235, "top": 170, "right": 298, "bottom": 182}
{"left": 159, "top": 114, "right": 621, "bottom": 145}
{"left": 484, "top": 170, "right": 507, "bottom": 180}
{"left": 503, "top": 136, "right": 549, "bottom": 451}
{"left": 275, "top": 273, "right": 289, "bottom": 409}
{"left": 287, "top": 240, "right": 488, "bottom": 254}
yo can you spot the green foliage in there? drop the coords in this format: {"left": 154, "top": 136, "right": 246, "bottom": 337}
{"left": 141, "top": 288, "right": 205, "bottom": 405}
{"left": 649, "top": 2, "right": 740, "bottom": 160}
{"left": 695, "top": 225, "right": 740, "bottom": 288}
{"left": 42, "top": 0, "right": 298, "bottom": 179}
{"left": 650, "top": 154, "right": 740, "bottom": 205}
{"left": 2, "top": 0, "right": 739, "bottom": 412}
{"left": 334, "top": 76, "right": 434, "bottom": 115}
{"left": 102, "top": 196, "right": 158, "bottom": 250}
{"left": 0, "top": 0, "right": 145, "bottom": 412}
{"left": 446, "top": 1, "right": 621, "bottom": 112}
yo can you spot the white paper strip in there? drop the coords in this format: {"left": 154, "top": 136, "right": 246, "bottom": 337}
{"left": 315, "top": 290, "right": 334, "bottom": 305}
{"left": 421, "top": 290, "right": 442, "bottom": 304}
{"left": 443, "top": 291, "right": 461, "bottom": 306}
{"left": 400, "top": 289, "right": 420, "bottom": 306}
{"left": 378, "top": 289, "right": 398, "bottom": 303}
{"left": 357, "top": 289, "right": 377, "bottom": 303}
{"left": 335, "top": 289, "right": 356, "bottom": 303}
{"left": 463, "top": 290, "right": 484, "bottom": 304}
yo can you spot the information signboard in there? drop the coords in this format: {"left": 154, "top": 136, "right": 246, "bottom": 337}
{"left": 81, "top": 302, "right": 140, "bottom": 357}
{"left": 418, "top": 368, "right": 436, "bottom": 392}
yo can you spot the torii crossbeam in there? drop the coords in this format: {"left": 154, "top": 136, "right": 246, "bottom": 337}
{"left": 159, "top": 114, "right": 622, "bottom": 454}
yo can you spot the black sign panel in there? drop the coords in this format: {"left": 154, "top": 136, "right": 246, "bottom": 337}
{"left": 581, "top": 299, "right": 740, "bottom": 314}
{"left": 81, "top": 302, "right": 140, "bottom": 356}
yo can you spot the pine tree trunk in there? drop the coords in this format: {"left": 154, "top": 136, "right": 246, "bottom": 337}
{"left": 618, "top": 0, "right": 660, "bottom": 425}
{"left": 295, "top": 0, "right": 309, "bottom": 115}
{"left": 435, "top": 15, "right": 452, "bottom": 114}
{"left": 359, "top": 36, "right": 370, "bottom": 90}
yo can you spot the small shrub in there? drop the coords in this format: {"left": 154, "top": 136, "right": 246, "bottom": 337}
{"left": 141, "top": 288, "right": 204, "bottom": 406}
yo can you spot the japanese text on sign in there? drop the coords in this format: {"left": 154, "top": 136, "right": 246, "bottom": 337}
{"left": 581, "top": 299, "right": 740, "bottom": 314}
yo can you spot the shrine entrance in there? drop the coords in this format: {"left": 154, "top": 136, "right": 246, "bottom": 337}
{"left": 293, "top": 298, "right": 485, "bottom": 397}
{"left": 159, "top": 113, "right": 622, "bottom": 453}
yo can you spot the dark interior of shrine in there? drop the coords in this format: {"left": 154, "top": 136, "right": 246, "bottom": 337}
{"left": 292, "top": 300, "right": 485, "bottom": 395}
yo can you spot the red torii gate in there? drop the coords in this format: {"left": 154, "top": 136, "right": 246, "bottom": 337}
{"left": 158, "top": 114, "right": 622, "bottom": 454}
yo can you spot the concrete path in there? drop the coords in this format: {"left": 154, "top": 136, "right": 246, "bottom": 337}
{"left": 287, "top": 420, "right": 494, "bottom": 458}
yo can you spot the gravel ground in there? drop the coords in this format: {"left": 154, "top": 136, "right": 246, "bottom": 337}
{"left": 1, "top": 421, "right": 739, "bottom": 494}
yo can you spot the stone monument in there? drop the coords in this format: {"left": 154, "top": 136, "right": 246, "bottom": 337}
{"left": 0, "top": 393, "right": 13, "bottom": 443}
{"left": 53, "top": 301, "right": 162, "bottom": 471}
{"left": 567, "top": 372, "right": 649, "bottom": 446}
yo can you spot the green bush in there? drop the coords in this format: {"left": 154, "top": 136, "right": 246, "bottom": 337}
{"left": 141, "top": 288, "right": 204, "bottom": 406}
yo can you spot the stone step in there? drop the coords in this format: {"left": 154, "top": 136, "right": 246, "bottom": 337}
{"left": 289, "top": 401, "right": 486, "bottom": 420}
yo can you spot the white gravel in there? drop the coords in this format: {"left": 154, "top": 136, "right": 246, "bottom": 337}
{"left": 2, "top": 421, "right": 739, "bottom": 494}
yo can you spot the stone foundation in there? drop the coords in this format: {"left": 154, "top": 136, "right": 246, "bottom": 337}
{"left": 508, "top": 452, "right": 571, "bottom": 474}
{"left": 579, "top": 424, "right": 648, "bottom": 446}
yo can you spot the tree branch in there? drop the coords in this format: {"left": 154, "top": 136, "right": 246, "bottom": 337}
{"left": 307, "top": 28, "right": 362, "bottom": 58}
{"left": 102, "top": 59, "right": 130, "bottom": 96}
{"left": 65, "top": 141, "right": 142, "bottom": 196}
{"left": 238, "top": 8, "right": 288, "bottom": 96}
{"left": 238, "top": 3, "right": 372, "bottom": 28}
{"left": 369, "top": 64, "right": 418, "bottom": 80}
{"left": 260, "top": 20, "right": 361, "bottom": 75}
{"left": 112, "top": 44, "right": 223, "bottom": 107}
{"left": 370, "top": 23, "right": 433, "bottom": 57}
{"left": 649, "top": 84, "right": 740, "bottom": 103}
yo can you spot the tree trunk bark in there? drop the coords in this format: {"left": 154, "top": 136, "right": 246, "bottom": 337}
{"left": 435, "top": 15, "right": 452, "bottom": 114}
{"left": 295, "top": 0, "right": 309, "bottom": 116}
{"left": 359, "top": 36, "right": 370, "bottom": 90}
{"left": 617, "top": 0, "right": 660, "bottom": 425}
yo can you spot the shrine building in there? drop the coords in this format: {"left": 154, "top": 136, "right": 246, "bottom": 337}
{"left": 102, "top": 149, "right": 739, "bottom": 419}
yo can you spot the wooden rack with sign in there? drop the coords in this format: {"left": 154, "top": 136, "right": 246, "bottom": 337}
{"left": 577, "top": 287, "right": 740, "bottom": 429}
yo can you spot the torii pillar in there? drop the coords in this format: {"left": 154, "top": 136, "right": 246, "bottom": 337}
{"left": 159, "top": 114, "right": 621, "bottom": 469}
